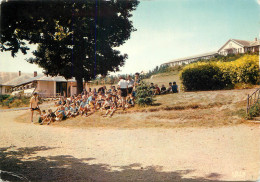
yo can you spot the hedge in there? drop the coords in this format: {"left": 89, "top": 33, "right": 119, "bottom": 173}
{"left": 180, "top": 54, "right": 259, "bottom": 91}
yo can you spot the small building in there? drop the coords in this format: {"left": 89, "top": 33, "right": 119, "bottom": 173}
{"left": 162, "top": 37, "right": 260, "bottom": 67}
{"left": 0, "top": 71, "right": 77, "bottom": 97}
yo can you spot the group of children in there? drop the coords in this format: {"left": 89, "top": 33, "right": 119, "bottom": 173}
{"left": 33, "top": 73, "right": 178, "bottom": 125}
{"left": 150, "top": 81, "right": 179, "bottom": 95}
{"left": 38, "top": 85, "right": 136, "bottom": 125}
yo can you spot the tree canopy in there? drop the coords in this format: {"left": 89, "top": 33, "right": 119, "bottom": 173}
{"left": 0, "top": 0, "right": 139, "bottom": 93}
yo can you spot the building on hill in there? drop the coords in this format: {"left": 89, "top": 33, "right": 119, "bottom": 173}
{"left": 218, "top": 38, "right": 259, "bottom": 55}
{"left": 162, "top": 51, "right": 218, "bottom": 67}
{"left": 0, "top": 71, "right": 77, "bottom": 97}
{"left": 162, "top": 37, "right": 260, "bottom": 67}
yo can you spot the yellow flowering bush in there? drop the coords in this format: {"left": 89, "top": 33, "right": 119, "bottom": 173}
{"left": 180, "top": 54, "right": 259, "bottom": 91}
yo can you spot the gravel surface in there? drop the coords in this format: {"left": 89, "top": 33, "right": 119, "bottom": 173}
{"left": 0, "top": 110, "right": 259, "bottom": 182}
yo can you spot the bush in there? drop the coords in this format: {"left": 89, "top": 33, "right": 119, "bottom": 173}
{"left": 0, "top": 95, "right": 10, "bottom": 102}
{"left": 135, "top": 82, "right": 155, "bottom": 106}
{"left": 1, "top": 96, "right": 30, "bottom": 108}
{"left": 180, "top": 63, "right": 228, "bottom": 91}
{"left": 180, "top": 54, "right": 259, "bottom": 91}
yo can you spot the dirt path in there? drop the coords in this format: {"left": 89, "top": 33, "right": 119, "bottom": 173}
{"left": 0, "top": 110, "right": 259, "bottom": 181}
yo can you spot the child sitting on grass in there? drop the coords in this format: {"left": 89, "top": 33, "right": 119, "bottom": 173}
{"left": 117, "top": 95, "right": 122, "bottom": 108}
{"left": 79, "top": 98, "right": 88, "bottom": 116}
{"left": 55, "top": 106, "right": 66, "bottom": 121}
{"left": 166, "top": 82, "right": 172, "bottom": 93}
{"left": 40, "top": 109, "right": 56, "bottom": 125}
{"left": 64, "top": 103, "right": 71, "bottom": 118}
{"left": 38, "top": 110, "right": 47, "bottom": 124}
{"left": 102, "top": 98, "right": 116, "bottom": 117}
{"left": 70, "top": 103, "right": 79, "bottom": 117}
{"left": 161, "top": 84, "right": 167, "bottom": 94}
{"left": 126, "top": 95, "right": 135, "bottom": 108}
{"left": 46, "top": 109, "right": 56, "bottom": 125}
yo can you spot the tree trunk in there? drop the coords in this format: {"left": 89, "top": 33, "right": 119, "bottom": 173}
{"left": 76, "top": 76, "right": 83, "bottom": 95}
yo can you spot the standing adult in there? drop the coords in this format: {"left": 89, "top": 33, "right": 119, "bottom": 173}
{"left": 117, "top": 76, "right": 128, "bottom": 110}
{"left": 30, "top": 92, "right": 41, "bottom": 123}
{"left": 127, "top": 75, "right": 134, "bottom": 95}
{"left": 132, "top": 72, "right": 141, "bottom": 97}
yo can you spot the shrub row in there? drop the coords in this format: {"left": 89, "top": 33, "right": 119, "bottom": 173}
{"left": 1, "top": 96, "right": 30, "bottom": 108}
{"left": 180, "top": 54, "right": 259, "bottom": 91}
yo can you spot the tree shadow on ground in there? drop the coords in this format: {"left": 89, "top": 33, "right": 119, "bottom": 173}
{"left": 0, "top": 146, "right": 254, "bottom": 182}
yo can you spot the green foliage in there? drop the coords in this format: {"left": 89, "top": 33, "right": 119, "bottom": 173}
{"left": 1, "top": 96, "right": 30, "bottom": 108}
{"left": 166, "top": 65, "right": 183, "bottom": 72}
{"left": 180, "top": 63, "right": 227, "bottom": 91}
{"left": 142, "top": 65, "right": 170, "bottom": 79}
{"left": 0, "top": 95, "right": 10, "bottom": 103}
{"left": 135, "top": 82, "right": 155, "bottom": 106}
{"left": 247, "top": 102, "right": 260, "bottom": 119}
{"left": 207, "top": 53, "right": 244, "bottom": 62}
{"left": 180, "top": 55, "right": 259, "bottom": 91}
{"left": 1, "top": 0, "right": 139, "bottom": 94}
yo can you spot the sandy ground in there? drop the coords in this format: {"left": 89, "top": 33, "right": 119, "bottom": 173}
{"left": 0, "top": 110, "right": 259, "bottom": 182}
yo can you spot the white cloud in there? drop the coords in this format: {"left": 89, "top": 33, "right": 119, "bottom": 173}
{"left": 257, "top": 0, "right": 260, "bottom": 5}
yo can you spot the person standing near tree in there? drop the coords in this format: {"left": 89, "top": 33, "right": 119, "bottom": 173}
{"left": 132, "top": 72, "right": 141, "bottom": 97}
{"left": 30, "top": 92, "right": 41, "bottom": 123}
{"left": 118, "top": 76, "right": 128, "bottom": 110}
{"left": 127, "top": 75, "right": 134, "bottom": 95}
{"left": 134, "top": 72, "right": 141, "bottom": 88}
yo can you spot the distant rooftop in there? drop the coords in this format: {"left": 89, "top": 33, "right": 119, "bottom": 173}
{"left": 16, "top": 75, "right": 76, "bottom": 86}
{"left": 0, "top": 71, "right": 76, "bottom": 86}
{"left": 0, "top": 72, "right": 34, "bottom": 85}
{"left": 163, "top": 51, "right": 218, "bottom": 65}
{"left": 232, "top": 39, "right": 260, "bottom": 47}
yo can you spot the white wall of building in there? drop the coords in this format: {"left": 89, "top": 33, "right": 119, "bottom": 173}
{"left": 0, "top": 86, "right": 12, "bottom": 95}
{"left": 35, "top": 81, "right": 55, "bottom": 97}
{"left": 218, "top": 40, "right": 244, "bottom": 55}
{"left": 68, "top": 82, "right": 77, "bottom": 96}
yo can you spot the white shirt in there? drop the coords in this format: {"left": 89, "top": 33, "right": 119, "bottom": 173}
{"left": 30, "top": 96, "right": 39, "bottom": 108}
{"left": 127, "top": 79, "right": 135, "bottom": 87}
{"left": 118, "top": 79, "right": 128, "bottom": 89}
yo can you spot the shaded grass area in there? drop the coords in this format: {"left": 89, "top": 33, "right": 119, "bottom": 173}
{"left": 0, "top": 146, "right": 254, "bottom": 182}
{"left": 16, "top": 89, "right": 254, "bottom": 129}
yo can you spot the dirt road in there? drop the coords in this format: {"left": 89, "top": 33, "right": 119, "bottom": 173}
{"left": 0, "top": 110, "right": 259, "bottom": 181}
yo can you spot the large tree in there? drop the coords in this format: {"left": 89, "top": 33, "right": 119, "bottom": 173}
{"left": 0, "top": 0, "right": 139, "bottom": 94}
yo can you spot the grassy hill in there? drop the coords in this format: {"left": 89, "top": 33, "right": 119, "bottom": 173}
{"left": 143, "top": 70, "right": 181, "bottom": 88}
{"left": 16, "top": 54, "right": 259, "bottom": 128}
{"left": 17, "top": 87, "right": 253, "bottom": 128}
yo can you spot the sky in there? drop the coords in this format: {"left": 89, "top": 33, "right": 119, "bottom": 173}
{"left": 0, "top": 0, "right": 260, "bottom": 75}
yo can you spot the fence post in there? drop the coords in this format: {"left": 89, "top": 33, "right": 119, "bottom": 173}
{"left": 247, "top": 94, "right": 249, "bottom": 114}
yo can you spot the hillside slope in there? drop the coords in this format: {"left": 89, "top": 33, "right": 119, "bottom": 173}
{"left": 143, "top": 70, "right": 181, "bottom": 88}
